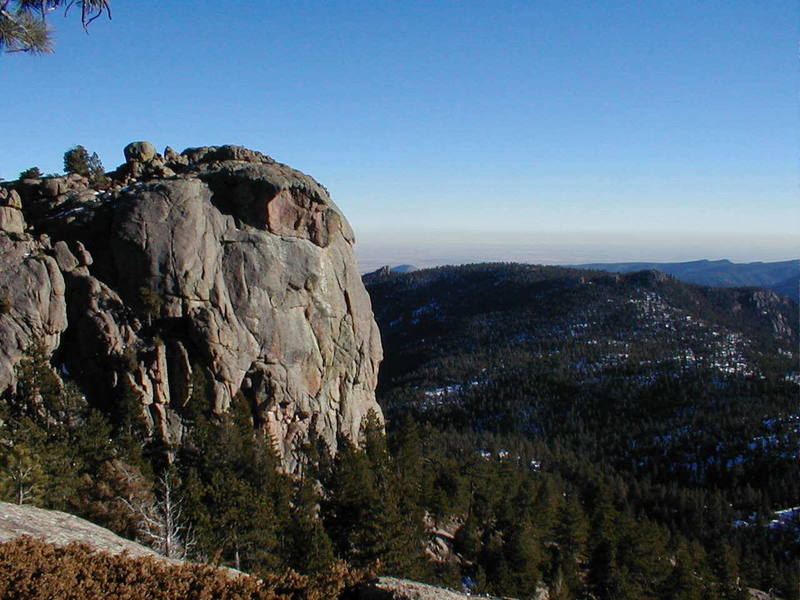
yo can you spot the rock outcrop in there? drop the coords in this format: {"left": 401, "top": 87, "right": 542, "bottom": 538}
{"left": 354, "top": 576, "right": 530, "bottom": 600}
{"left": 0, "top": 501, "right": 170, "bottom": 561}
{"left": 0, "top": 187, "right": 67, "bottom": 394}
{"left": 0, "top": 144, "right": 382, "bottom": 471}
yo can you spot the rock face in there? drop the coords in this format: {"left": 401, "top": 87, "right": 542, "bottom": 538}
{"left": 0, "top": 187, "right": 67, "bottom": 393}
{"left": 0, "top": 144, "right": 382, "bottom": 471}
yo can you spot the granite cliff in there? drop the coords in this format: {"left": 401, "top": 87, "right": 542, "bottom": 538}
{"left": 0, "top": 143, "right": 382, "bottom": 470}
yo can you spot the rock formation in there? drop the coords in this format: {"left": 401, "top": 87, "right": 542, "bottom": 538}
{"left": 0, "top": 143, "right": 382, "bottom": 471}
{"left": 354, "top": 576, "right": 530, "bottom": 600}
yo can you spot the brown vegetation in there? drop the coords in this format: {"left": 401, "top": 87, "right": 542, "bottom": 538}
{"left": 0, "top": 536, "right": 374, "bottom": 600}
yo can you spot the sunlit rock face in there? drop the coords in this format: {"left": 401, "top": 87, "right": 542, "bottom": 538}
{"left": 0, "top": 144, "right": 383, "bottom": 471}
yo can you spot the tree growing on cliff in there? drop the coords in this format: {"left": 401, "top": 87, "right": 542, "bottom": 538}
{"left": 18, "top": 166, "right": 41, "bottom": 179}
{"left": 63, "top": 145, "right": 90, "bottom": 176}
{"left": 0, "top": 0, "right": 111, "bottom": 54}
{"left": 14, "top": 338, "right": 62, "bottom": 423}
{"left": 87, "top": 151, "right": 109, "bottom": 187}
{"left": 137, "top": 287, "right": 163, "bottom": 325}
{"left": 63, "top": 145, "right": 109, "bottom": 186}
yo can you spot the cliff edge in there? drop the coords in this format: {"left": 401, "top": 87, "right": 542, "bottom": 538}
{"left": 0, "top": 143, "right": 382, "bottom": 470}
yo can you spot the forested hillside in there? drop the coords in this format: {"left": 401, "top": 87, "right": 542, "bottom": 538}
{"left": 366, "top": 263, "right": 800, "bottom": 599}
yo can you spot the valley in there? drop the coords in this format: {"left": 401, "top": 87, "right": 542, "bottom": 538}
{"left": 366, "top": 263, "right": 800, "bottom": 598}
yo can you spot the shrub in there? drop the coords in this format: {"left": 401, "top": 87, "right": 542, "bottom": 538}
{"left": 0, "top": 536, "right": 375, "bottom": 600}
{"left": 18, "top": 167, "right": 42, "bottom": 179}
{"left": 137, "top": 287, "right": 163, "bottom": 322}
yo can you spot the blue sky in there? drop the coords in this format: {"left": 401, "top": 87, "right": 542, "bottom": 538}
{"left": 2, "top": 1, "right": 797, "bottom": 263}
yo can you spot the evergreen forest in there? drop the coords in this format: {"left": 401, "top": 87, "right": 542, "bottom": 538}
{"left": 0, "top": 263, "right": 798, "bottom": 600}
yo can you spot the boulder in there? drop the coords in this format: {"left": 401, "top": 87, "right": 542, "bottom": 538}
{"left": 124, "top": 141, "right": 158, "bottom": 163}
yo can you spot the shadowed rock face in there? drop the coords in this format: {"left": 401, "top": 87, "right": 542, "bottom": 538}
{"left": 0, "top": 144, "right": 382, "bottom": 471}
{"left": 0, "top": 191, "right": 66, "bottom": 391}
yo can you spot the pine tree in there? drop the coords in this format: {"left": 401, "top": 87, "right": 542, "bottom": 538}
{"left": 362, "top": 414, "right": 428, "bottom": 578}
{"left": 63, "top": 145, "right": 91, "bottom": 176}
{"left": 285, "top": 476, "right": 335, "bottom": 574}
{"left": 504, "top": 521, "right": 543, "bottom": 598}
{"left": 552, "top": 494, "right": 589, "bottom": 598}
{"left": 14, "top": 338, "right": 62, "bottom": 424}
{"left": 177, "top": 394, "right": 286, "bottom": 572}
{"left": 203, "top": 470, "right": 280, "bottom": 571}
{"left": 479, "top": 530, "right": 514, "bottom": 596}
{"left": 112, "top": 382, "right": 149, "bottom": 461}
{"left": 661, "top": 544, "right": 703, "bottom": 600}
{"left": 322, "top": 436, "right": 378, "bottom": 565}
{"left": 361, "top": 409, "right": 389, "bottom": 480}
{"left": 709, "top": 544, "right": 746, "bottom": 600}
{"left": 0, "top": 443, "right": 42, "bottom": 505}
{"left": 589, "top": 538, "right": 618, "bottom": 599}
{"left": 0, "top": 0, "right": 111, "bottom": 54}
{"left": 87, "top": 152, "right": 110, "bottom": 187}
{"left": 391, "top": 415, "right": 433, "bottom": 515}
{"left": 80, "top": 458, "right": 154, "bottom": 540}
{"left": 454, "top": 513, "right": 482, "bottom": 562}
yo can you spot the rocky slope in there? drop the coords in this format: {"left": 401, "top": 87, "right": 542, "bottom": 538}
{"left": 0, "top": 143, "right": 382, "bottom": 470}
{"left": 0, "top": 500, "right": 171, "bottom": 561}
{"left": 0, "top": 501, "right": 510, "bottom": 600}
{"left": 355, "top": 576, "right": 530, "bottom": 600}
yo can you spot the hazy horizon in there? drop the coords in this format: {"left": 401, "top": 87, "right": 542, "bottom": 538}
{"left": 354, "top": 229, "right": 799, "bottom": 273}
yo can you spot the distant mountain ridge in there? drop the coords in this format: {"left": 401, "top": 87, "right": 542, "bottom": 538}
{"left": 573, "top": 258, "right": 799, "bottom": 300}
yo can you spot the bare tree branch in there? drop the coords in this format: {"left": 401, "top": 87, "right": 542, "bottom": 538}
{"left": 1, "top": 0, "right": 110, "bottom": 54}
{"left": 118, "top": 469, "right": 195, "bottom": 559}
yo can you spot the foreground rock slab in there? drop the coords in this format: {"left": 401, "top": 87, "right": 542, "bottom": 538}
{"left": 0, "top": 501, "right": 167, "bottom": 561}
{"left": 356, "top": 576, "right": 528, "bottom": 600}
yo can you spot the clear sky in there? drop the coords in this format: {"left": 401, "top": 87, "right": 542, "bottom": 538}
{"left": 2, "top": 1, "right": 798, "bottom": 264}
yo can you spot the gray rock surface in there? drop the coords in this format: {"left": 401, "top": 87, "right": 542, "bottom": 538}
{"left": 124, "top": 141, "right": 158, "bottom": 163}
{"left": 356, "top": 576, "right": 531, "bottom": 600}
{"left": 0, "top": 501, "right": 246, "bottom": 581}
{"left": 0, "top": 144, "right": 383, "bottom": 471}
{"left": 0, "top": 229, "right": 66, "bottom": 394}
{"left": 0, "top": 188, "right": 25, "bottom": 233}
{"left": 0, "top": 500, "right": 167, "bottom": 560}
